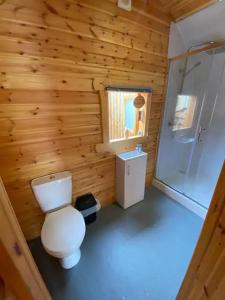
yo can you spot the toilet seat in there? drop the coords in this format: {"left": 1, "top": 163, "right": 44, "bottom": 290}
{"left": 41, "top": 205, "right": 86, "bottom": 258}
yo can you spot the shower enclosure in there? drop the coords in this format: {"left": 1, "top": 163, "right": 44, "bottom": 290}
{"left": 156, "top": 46, "right": 225, "bottom": 214}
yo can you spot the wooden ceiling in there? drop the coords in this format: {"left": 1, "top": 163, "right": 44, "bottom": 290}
{"left": 132, "top": 0, "right": 218, "bottom": 22}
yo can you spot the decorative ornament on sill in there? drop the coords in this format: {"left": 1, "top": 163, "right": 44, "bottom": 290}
{"left": 133, "top": 94, "right": 145, "bottom": 109}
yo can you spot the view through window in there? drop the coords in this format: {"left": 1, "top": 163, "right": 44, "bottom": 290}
{"left": 172, "top": 95, "right": 197, "bottom": 131}
{"left": 107, "top": 91, "right": 149, "bottom": 142}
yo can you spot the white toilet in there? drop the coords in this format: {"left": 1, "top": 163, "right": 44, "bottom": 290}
{"left": 31, "top": 171, "right": 86, "bottom": 269}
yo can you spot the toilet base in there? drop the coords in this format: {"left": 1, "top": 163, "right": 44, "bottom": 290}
{"left": 60, "top": 249, "right": 81, "bottom": 269}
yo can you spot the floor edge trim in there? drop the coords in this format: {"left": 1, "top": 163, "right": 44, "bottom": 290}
{"left": 152, "top": 178, "right": 207, "bottom": 219}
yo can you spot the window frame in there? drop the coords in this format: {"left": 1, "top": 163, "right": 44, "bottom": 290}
{"left": 99, "top": 89, "right": 152, "bottom": 146}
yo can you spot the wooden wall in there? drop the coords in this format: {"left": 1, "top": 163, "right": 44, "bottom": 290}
{"left": 0, "top": 0, "right": 169, "bottom": 240}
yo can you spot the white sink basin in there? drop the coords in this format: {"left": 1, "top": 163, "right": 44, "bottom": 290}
{"left": 117, "top": 150, "right": 147, "bottom": 161}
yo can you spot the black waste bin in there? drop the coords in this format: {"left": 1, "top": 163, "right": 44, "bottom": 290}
{"left": 75, "top": 193, "right": 100, "bottom": 225}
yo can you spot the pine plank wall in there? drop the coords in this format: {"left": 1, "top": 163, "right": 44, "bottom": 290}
{"left": 0, "top": 0, "right": 170, "bottom": 240}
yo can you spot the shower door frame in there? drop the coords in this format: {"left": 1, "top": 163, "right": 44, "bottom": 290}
{"left": 154, "top": 42, "right": 225, "bottom": 218}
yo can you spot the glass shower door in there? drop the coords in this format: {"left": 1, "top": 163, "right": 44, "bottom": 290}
{"left": 156, "top": 47, "right": 225, "bottom": 210}
{"left": 156, "top": 51, "right": 212, "bottom": 193}
{"left": 186, "top": 47, "right": 225, "bottom": 208}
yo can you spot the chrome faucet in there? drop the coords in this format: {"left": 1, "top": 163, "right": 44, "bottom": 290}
{"left": 136, "top": 144, "right": 143, "bottom": 152}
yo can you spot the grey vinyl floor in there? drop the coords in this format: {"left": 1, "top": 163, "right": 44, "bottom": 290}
{"left": 29, "top": 187, "right": 203, "bottom": 300}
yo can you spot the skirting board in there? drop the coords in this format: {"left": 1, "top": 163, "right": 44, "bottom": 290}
{"left": 152, "top": 178, "right": 207, "bottom": 219}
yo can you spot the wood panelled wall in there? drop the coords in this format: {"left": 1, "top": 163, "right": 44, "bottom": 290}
{"left": 0, "top": 0, "right": 169, "bottom": 240}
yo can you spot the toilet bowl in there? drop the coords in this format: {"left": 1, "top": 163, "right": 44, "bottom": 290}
{"left": 31, "top": 171, "right": 86, "bottom": 269}
{"left": 42, "top": 205, "right": 85, "bottom": 269}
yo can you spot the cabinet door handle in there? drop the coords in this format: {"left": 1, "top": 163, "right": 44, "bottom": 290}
{"left": 127, "top": 165, "right": 130, "bottom": 176}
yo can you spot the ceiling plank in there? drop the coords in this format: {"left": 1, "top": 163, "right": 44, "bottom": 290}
{"left": 166, "top": 0, "right": 218, "bottom": 22}
{"left": 127, "top": 0, "right": 218, "bottom": 22}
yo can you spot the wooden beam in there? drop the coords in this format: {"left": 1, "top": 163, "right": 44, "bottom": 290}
{"left": 170, "top": 40, "right": 225, "bottom": 62}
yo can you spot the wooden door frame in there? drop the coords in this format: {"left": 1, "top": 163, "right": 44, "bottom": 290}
{"left": 0, "top": 177, "right": 51, "bottom": 300}
{"left": 176, "top": 161, "right": 225, "bottom": 299}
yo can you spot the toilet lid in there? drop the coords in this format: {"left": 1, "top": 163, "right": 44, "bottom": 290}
{"left": 41, "top": 205, "right": 85, "bottom": 257}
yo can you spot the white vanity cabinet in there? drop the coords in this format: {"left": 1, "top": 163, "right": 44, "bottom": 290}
{"left": 116, "top": 150, "right": 147, "bottom": 209}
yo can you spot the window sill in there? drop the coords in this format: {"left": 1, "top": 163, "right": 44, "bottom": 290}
{"left": 96, "top": 135, "right": 148, "bottom": 154}
{"left": 109, "top": 135, "right": 144, "bottom": 144}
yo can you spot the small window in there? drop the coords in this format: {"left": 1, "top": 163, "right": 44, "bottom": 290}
{"left": 172, "top": 95, "right": 197, "bottom": 131}
{"left": 107, "top": 91, "right": 150, "bottom": 143}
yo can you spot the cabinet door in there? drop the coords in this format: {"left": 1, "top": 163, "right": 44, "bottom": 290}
{"left": 124, "top": 156, "right": 147, "bottom": 208}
